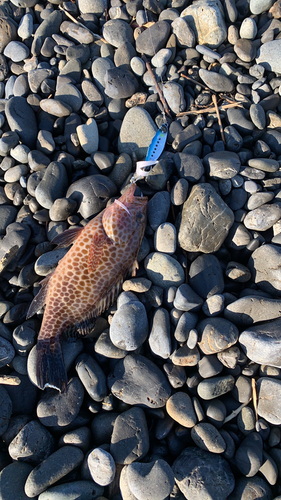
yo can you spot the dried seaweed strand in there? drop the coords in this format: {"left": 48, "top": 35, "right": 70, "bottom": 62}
{"left": 58, "top": 6, "right": 108, "bottom": 43}
{"left": 212, "top": 93, "right": 226, "bottom": 144}
{"left": 142, "top": 55, "right": 172, "bottom": 118}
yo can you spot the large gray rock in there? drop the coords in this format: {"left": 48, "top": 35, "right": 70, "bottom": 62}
{"left": 248, "top": 244, "right": 281, "bottom": 296}
{"left": 239, "top": 318, "right": 281, "bottom": 368}
{"left": 180, "top": 0, "right": 227, "bottom": 48}
{"left": 178, "top": 183, "right": 234, "bottom": 253}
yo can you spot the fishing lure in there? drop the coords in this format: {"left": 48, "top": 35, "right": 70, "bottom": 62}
{"left": 27, "top": 183, "right": 148, "bottom": 393}
{"left": 135, "top": 122, "right": 169, "bottom": 180}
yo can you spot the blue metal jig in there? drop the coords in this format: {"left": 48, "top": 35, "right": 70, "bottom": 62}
{"left": 145, "top": 123, "right": 169, "bottom": 162}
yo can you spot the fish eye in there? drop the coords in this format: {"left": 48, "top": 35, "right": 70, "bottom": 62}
{"left": 136, "top": 212, "right": 145, "bottom": 222}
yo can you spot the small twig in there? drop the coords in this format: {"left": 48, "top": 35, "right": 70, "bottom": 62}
{"left": 252, "top": 378, "right": 258, "bottom": 422}
{"left": 59, "top": 6, "right": 108, "bottom": 43}
{"left": 212, "top": 94, "right": 225, "bottom": 144}
{"left": 223, "top": 399, "right": 252, "bottom": 424}
{"left": 142, "top": 55, "right": 172, "bottom": 118}
{"left": 181, "top": 73, "right": 212, "bottom": 93}
{"left": 0, "top": 375, "right": 21, "bottom": 386}
{"left": 176, "top": 101, "right": 243, "bottom": 117}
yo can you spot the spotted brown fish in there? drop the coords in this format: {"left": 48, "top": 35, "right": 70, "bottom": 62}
{"left": 27, "top": 183, "right": 148, "bottom": 393}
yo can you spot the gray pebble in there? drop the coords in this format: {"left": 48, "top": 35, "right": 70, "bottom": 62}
{"left": 197, "top": 375, "right": 235, "bottom": 400}
{"left": 174, "top": 311, "right": 198, "bottom": 342}
{"left": 108, "top": 354, "right": 171, "bottom": 407}
{"left": 198, "top": 354, "right": 223, "bottom": 378}
{"left": 228, "top": 476, "right": 272, "bottom": 500}
{"left": 147, "top": 191, "right": 170, "bottom": 231}
{"left": 198, "top": 317, "right": 239, "bottom": 354}
{"left": 136, "top": 21, "right": 170, "bottom": 56}
{"left": 237, "top": 406, "right": 256, "bottom": 435}
{"left": 66, "top": 174, "right": 117, "bottom": 219}
{"left": 0, "top": 462, "right": 34, "bottom": 500}
{"left": 257, "top": 377, "right": 281, "bottom": 425}
{"left": 88, "top": 447, "right": 116, "bottom": 486}
{"left": 8, "top": 420, "right": 55, "bottom": 464}
{"left": 75, "top": 353, "right": 107, "bottom": 402}
{"left": 199, "top": 68, "right": 234, "bottom": 92}
{"left": 149, "top": 307, "right": 171, "bottom": 359}
{"left": 38, "top": 481, "right": 103, "bottom": 500}
{"left": 173, "top": 447, "right": 235, "bottom": 500}
{"left": 189, "top": 254, "right": 224, "bottom": 298}
{"left": 36, "top": 377, "right": 84, "bottom": 427}
{"left": 6, "top": 97, "right": 37, "bottom": 149}
{"left": 202, "top": 294, "right": 224, "bottom": 316}
{"left": 205, "top": 399, "right": 227, "bottom": 428}
{"left": 0, "top": 206, "right": 18, "bottom": 235}
{"left": 178, "top": 183, "right": 234, "bottom": 253}
{"left": 235, "top": 432, "right": 263, "bottom": 477}
{"left": 204, "top": 151, "right": 240, "bottom": 179}
{"left": 166, "top": 391, "right": 197, "bottom": 427}
{"left": 34, "top": 248, "right": 68, "bottom": 276}
{"left": 174, "top": 152, "right": 204, "bottom": 182}
{"left": 144, "top": 252, "right": 185, "bottom": 289}
{"left": 4, "top": 41, "right": 29, "bottom": 62}
{"left": 103, "top": 19, "right": 134, "bottom": 48}
{"left": 0, "top": 386, "right": 12, "bottom": 435}
{"left": 110, "top": 407, "right": 149, "bottom": 464}
{"left": 173, "top": 283, "right": 203, "bottom": 312}
{"left": 171, "top": 178, "right": 189, "bottom": 205}
{"left": 24, "top": 445, "right": 84, "bottom": 497}
{"left": 110, "top": 300, "right": 148, "bottom": 351}
{"left": 191, "top": 422, "right": 226, "bottom": 453}
{"left": 154, "top": 222, "right": 177, "bottom": 254}
{"left": 126, "top": 459, "right": 175, "bottom": 500}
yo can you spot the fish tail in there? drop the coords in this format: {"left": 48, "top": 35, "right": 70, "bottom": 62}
{"left": 36, "top": 337, "right": 68, "bottom": 393}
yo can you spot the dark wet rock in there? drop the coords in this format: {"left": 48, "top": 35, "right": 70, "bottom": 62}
{"left": 191, "top": 422, "right": 226, "bottom": 453}
{"left": 0, "top": 462, "right": 34, "bottom": 500}
{"left": 75, "top": 353, "right": 107, "bottom": 402}
{"left": 228, "top": 476, "right": 273, "bottom": 500}
{"left": 36, "top": 377, "right": 84, "bottom": 427}
{"left": 178, "top": 183, "right": 234, "bottom": 253}
{"left": 189, "top": 254, "right": 224, "bottom": 298}
{"left": 8, "top": 420, "right": 55, "bottom": 464}
{"left": 173, "top": 447, "right": 235, "bottom": 500}
{"left": 174, "top": 152, "right": 204, "bottom": 182}
{"left": 235, "top": 432, "right": 263, "bottom": 477}
{"left": 110, "top": 407, "right": 149, "bottom": 464}
{"left": 38, "top": 481, "right": 104, "bottom": 500}
{"left": 5, "top": 97, "right": 37, "bottom": 149}
{"left": 0, "top": 386, "right": 12, "bottom": 436}
{"left": 108, "top": 354, "right": 171, "bottom": 408}
{"left": 24, "top": 445, "right": 84, "bottom": 497}
{"left": 126, "top": 459, "right": 175, "bottom": 499}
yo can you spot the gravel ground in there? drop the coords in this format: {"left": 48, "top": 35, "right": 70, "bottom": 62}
{"left": 1, "top": 0, "right": 281, "bottom": 499}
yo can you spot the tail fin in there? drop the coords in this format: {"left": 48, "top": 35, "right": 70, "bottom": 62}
{"left": 36, "top": 338, "right": 68, "bottom": 393}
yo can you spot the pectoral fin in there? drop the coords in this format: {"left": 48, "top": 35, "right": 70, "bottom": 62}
{"left": 26, "top": 272, "right": 54, "bottom": 319}
{"left": 52, "top": 227, "right": 83, "bottom": 249}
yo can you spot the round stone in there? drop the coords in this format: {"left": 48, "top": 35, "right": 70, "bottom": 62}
{"left": 166, "top": 392, "right": 197, "bottom": 427}
{"left": 126, "top": 459, "right": 175, "bottom": 500}
{"left": 88, "top": 448, "right": 116, "bottom": 486}
{"left": 144, "top": 252, "right": 185, "bottom": 289}
{"left": 191, "top": 423, "right": 226, "bottom": 453}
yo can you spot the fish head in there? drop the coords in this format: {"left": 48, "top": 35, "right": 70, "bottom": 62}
{"left": 102, "top": 183, "right": 148, "bottom": 245}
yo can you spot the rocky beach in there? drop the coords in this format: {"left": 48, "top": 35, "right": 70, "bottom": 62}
{"left": 1, "top": 0, "right": 281, "bottom": 498}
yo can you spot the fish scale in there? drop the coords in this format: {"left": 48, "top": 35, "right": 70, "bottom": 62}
{"left": 27, "top": 183, "right": 148, "bottom": 393}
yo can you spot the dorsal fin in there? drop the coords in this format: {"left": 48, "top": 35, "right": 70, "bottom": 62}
{"left": 52, "top": 227, "right": 83, "bottom": 249}
{"left": 26, "top": 272, "right": 54, "bottom": 319}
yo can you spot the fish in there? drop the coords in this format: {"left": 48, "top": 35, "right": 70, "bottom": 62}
{"left": 27, "top": 183, "right": 148, "bottom": 393}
